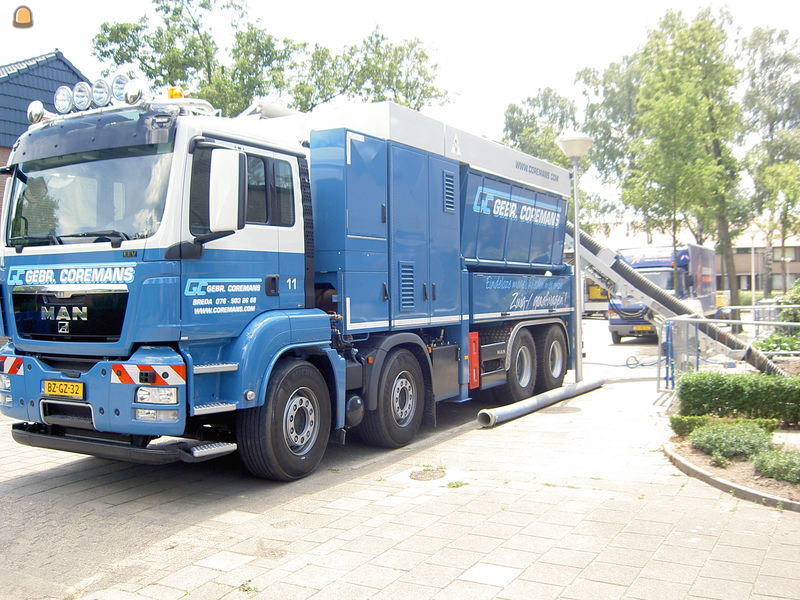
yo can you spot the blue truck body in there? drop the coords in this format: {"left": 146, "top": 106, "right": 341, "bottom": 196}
{"left": 0, "top": 98, "right": 575, "bottom": 479}
{"left": 608, "top": 244, "right": 716, "bottom": 343}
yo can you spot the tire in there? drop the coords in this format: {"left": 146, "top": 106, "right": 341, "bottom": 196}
{"left": 506, "top": 329, "right": 537, "bottom": 402}
{"left": 534, "top": 325, "right": 568, "bottom": 393}
{"left": 611, "top": 331, "right": 622, "bottom": 344}
{"left": 236, "top": 359, "right": 331, "bottom": 481}
{"left": 358, "top": 348, "right": 424, "bottom": 448}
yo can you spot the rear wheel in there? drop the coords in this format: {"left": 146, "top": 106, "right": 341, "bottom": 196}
{"left": 358, "top": 348, "right": 424, "bottom": 448}
{"left": 237, "top": 359, "right": 331, "bottom": 481}
{"left": 535, "top": 325, "right": 568, "bottom": 393}
{"left": 506, "top": 329, "right": 537, "bottom": 402}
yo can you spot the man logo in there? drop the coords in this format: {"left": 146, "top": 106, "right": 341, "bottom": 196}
{"left": 13, "top": 6, "right": 33, "bottom": 28}
{"left": 58, "top": 321, "right": 69, "bottom": 334}
{"left": 41, "top": 306, "right": 88, "bottom": 321}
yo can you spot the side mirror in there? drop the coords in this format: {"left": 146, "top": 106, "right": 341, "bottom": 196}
{"left": 209, "top": 149, "right": 247, "bottom": 233}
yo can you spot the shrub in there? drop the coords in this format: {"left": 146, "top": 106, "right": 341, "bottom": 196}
{"left": 689, "top": 421, "right": 773, "bottom": 460}
{"left": 754, "top": 449, "right": 800, "bottom": 484}
{"left": 678, "top": 372, "right": 800, "bottom": 423}
{"left": 754, "top": 332, "right": 800, "bottom": 353}
{"left": 669, "top": 415, "right": 779, "bottom": 437}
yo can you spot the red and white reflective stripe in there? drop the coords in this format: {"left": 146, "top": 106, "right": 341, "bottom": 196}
{"left": 0, "top": 357, "right": 23, "bottom": 375}
{"left": 110, "top": 364, "right": 186, "bottom": 385}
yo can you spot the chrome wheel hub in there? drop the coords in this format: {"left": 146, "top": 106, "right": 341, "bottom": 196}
{"left": 283, "top": 387, "right": 319, "bottom": 456}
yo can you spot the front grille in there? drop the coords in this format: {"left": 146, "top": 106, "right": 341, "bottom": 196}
{"left": 13, "top": 289, "right": 128, "bottom": 342}
{"left": 41, "top": 400, "right": 94, "bottom": 429}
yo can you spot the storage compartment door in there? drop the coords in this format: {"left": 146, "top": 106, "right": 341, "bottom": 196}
{"left": 389, "top": 145, "right": 430, "bottom": 328}
{"left": 428, "top": 156, "right": 461, "bottom": 325}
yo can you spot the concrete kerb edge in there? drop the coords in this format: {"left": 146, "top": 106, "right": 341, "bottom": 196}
{"left": 663, "top": 442, "right": 800, "bottom": 512}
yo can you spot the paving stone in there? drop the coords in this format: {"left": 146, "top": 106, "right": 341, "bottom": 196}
{"left": 689, "top": 576, "right": 754, "bottom": 599}
{"left": 496, "top": 579, "right": 563, "bottom": 600}
{"left": 432, "top": 580, "right": 501, "bottom": 600}
{"left": 196, "top": 551, "right": 256, "bottom": 572}
{"left": 626, "top": 577, "right": 692, "bottom": 600}
{"left": 637, "top": 560, "right": 700, "bottom": 584}
{"left": 459, "top": 562, "right": 521, "bottom": 587}
{"left": 581, "top": 561, "right": 640, "bottom": 586}
{"left": 753, "top": 575, "right": 800, "bottom": 600}
{"left": 561, "top": 577, "right": 627, "bottom": 600}
{"left": 519, "top": 562, "right": 582, "bottom": 586}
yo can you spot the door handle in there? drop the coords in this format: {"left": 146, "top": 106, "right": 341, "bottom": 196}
{"left": 266, "top": 275, "right": 280, "bottom": 296}
{"left": 382, "top": 282, "right": 390, "bottom": 302}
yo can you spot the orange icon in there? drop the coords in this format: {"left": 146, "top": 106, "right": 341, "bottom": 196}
{"left": 13, "top": 6, "right": 33, "bottom": 28}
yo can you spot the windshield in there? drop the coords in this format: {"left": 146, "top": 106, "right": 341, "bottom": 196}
{"left": 642, "top": 269, "right": 675, "bottom": 291}
{"left": 6, "top": 145, "right": 173, "bottom": 248}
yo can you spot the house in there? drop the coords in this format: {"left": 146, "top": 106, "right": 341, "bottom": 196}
{"left": 0, "top": 50, "right": 89, "bottom": 204}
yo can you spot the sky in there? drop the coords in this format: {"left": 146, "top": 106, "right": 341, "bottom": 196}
{"left": 4, "top": 0, "right": 800, "bottom": 140}
{"left": 3, "top": 0, "right": 800, "bottom": 207}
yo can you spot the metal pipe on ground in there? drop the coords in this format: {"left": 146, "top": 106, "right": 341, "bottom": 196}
{"left": 568, "top": 222, "right": 789, "bottom": 377}
{"left": 477, "top": 378, "right": 605, "bottom": 428}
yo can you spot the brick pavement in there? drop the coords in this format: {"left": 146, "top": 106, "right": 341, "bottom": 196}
{"left": 2, "top": 350, "right": 800, "bottom": 599}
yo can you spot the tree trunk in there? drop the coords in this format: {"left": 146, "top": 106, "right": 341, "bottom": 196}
{"left": 716, "top": 207, "right": 740, "bottom": 332}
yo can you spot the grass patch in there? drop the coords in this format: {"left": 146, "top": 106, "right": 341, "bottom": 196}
{"left": 689, "top": 421, "right": 773, "bottom": 461}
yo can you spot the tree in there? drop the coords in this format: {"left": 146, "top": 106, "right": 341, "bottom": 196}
{"left": 290, "top": 28, "right": 448, "bottom": 112}
{"left": 620, "top": 10, "right": 742, "bottom": 302}
{"left": 503, "top": 87, "right": 577, "bottom": 169}
{"left": 94, "top": 3, "right": 447, "bottom": 116}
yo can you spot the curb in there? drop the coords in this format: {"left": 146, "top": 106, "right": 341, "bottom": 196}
{"left": 663, "top": 442, "right": 800, "bottom": 512}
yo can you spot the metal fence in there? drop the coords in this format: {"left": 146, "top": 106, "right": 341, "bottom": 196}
{"left": 659, "top": 304, "right": 800, "bottom": 391}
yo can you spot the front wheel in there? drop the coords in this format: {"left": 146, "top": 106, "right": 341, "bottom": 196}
{"left": 358, "top": 348, "right": 424, "bottom": 448}
{"left": 237, "top": 359, "right": 331, "bottom": 481}
{"left": 611, "top": 331, "right": 622, "bottom": 344}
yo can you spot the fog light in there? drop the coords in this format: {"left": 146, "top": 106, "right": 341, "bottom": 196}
{"left": 0, "top": 393, "right": 11, "bottom": 407}
{"left": 135, "top": 408, "right": 178, "bottom": 422}
{"left": 111, "top": 74, "right": 129, "bottom": 102}
{"left": 0, "top": 374, "right": 10, "bottom": 391}
{"left": 73, "top": 82, "right": 92, "bottom": 110}
{"left": 92, "top": 79, "right": 111, "bottom": 107}
{"left": 54, "top": 85, "right": 73, "bottom": 113}
{"left": 136, "top": 386, "right": 178, "bottom": 404}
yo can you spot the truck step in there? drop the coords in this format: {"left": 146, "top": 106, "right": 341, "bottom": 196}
{"left": 193, "top": 363, "right": 239, "bottom": 374}
{"left": 181, "top": 442, "right": 238, "bottom": 463}
{"left": 192, "top": 402, "right": 237, "bottom": 416}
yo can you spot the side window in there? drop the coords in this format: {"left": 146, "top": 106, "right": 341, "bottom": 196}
{"left": 189, "top": 147, "right": 295, "bottom": 235}
{"left": 270, "top": 159, "right": 295, "bottom": 227}
{"left": 246, "top": 156, "right": 268, "bottom": 223}
{"left": 189, "top": 148, "right": 211, "bottom": 236}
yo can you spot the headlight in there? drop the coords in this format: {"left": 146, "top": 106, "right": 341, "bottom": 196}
{"left": 135, "top": 408, "right": 178, "bottom": 422}
{"left": 54, "top": 85, "right": 73, "bottom": 113}
{"left": 92, "top": 79, "right": 111, "bottom": 107}
{"left": 0, "top": 374, "right": 10, "bottom": 391}
{"left": 136, "top": 386, "right": 178, "bottom": 404}
{"left": 0, "top": 393, "right": 11, "bottom": 407}
{"left": 72, "top": 82, "right": 92, "bottom": 110}
{"left": 111, "top": 74, "right": 129, "bottom": 102}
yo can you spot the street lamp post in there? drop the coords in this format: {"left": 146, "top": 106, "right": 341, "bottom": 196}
{"left": 557, "top": 133, "right": 593, "bottom": 383}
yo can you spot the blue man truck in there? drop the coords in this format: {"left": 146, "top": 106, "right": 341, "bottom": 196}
{"left": 0, "top": 82, "right": 575, "bottom": 480}
{"left": 608, "top": 244, "right": 716, "bottom": 343}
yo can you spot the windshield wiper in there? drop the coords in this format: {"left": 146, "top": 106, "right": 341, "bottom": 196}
{"left": 9, "top": 233, "right": 62, "bottom": 252}
{"left": 60, "top": 230, "right": 131, "bottom": 248}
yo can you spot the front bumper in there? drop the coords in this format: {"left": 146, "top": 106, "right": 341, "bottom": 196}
{"left": 11, "top": 422, "right": 237, "bottom": 464}
{"left": 0, "top": 345, "right": 188, "bottom": 436}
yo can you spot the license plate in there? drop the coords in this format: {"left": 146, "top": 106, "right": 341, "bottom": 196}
{"left": 42, "top": 380, "right": 84, "bottom": 399}
{"left": 633, "top": 325, "right": 653, "bottom": 331}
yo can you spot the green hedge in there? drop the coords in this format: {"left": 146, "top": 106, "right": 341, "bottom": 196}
{"left": 754, "top": 449, "right": 800, "bottom": 484}
{"left": 669, "top": 415, "right": 780, "bottom": 437}
{"left": 689, "top": 421, "right": 773, "bottom": 460}
{"left": 678, "top": 372, "right": 800, "bottom": 423}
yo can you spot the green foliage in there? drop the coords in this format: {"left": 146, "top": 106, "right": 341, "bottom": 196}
{"left": 754, "top": 449, "right": 800, "bottom": 484}
{"left": 754, "top": 331, "right": 800, "bottom": 353}
{"left": 678, "top": 372, "right": 800, "bottom": 423}
{"left": 93, "top": 2, "right": 446, "bottom": 116}
{"left": 711, "top": 452, "right": 730, "bottom": 468}
{"left": 689, "top": 421, "right": 773, "bottom": 459}
{"left": 503, "top": 88, "right": 578, "bottom": 169}
{"left": 669, "top": 415, "right": 779, "bottom": 437}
